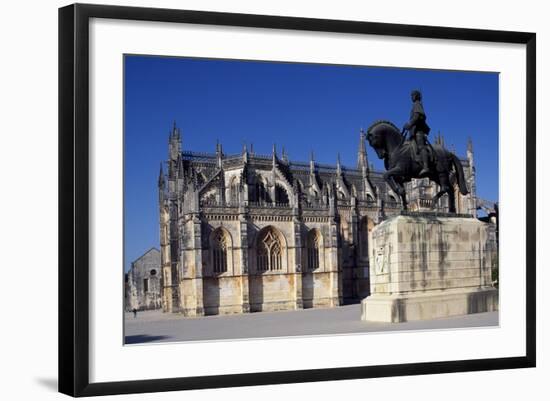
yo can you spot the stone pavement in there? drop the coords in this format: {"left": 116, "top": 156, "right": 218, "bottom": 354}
{"left": 124, "top": 304, "right": 498, "bottom": 344}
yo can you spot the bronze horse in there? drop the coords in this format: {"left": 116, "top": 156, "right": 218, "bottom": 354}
{"left": 366, "top": 120, "right": 469, "bottom": 213}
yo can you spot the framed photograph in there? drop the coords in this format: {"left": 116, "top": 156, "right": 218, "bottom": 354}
{"left": 59, "top": 3, "right": 536, "bottom": 397}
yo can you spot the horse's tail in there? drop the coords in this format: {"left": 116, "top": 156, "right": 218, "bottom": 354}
{"left": 450, "top": 153, "right": 469, "bottom": 195}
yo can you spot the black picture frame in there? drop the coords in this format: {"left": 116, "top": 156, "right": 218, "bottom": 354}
{"left": 58, "top": 3, "right": 536, "bottom": 397}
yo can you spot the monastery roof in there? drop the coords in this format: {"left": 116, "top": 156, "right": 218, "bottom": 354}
{"left": 131, "top": 247, "right": 160, "bottom": 264}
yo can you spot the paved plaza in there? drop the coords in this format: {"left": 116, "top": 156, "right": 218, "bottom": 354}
{"left": 124, "top": 304, "right": 498, "bottom": 344}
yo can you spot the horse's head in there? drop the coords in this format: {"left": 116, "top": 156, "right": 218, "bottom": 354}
{"left": 366, "top": 120, "right": 401, "bottom": 160}
{"left": 366, "top": 129, "right": 386, "bottom": 160}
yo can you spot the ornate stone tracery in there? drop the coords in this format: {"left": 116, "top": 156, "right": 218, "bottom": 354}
{"left": 257, "top": 228, "right": 283, "bottom": 271}
{"left": 229, "top": 176, "right": 240, "bottom": 206}
{"left": 212, "top": 228, "right": 229, "bottom": 273}
{"left": 307, "top": 229, "right": 321, "bottom": 270}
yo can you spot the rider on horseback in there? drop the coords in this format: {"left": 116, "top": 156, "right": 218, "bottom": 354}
{"left": 403, "top": 89, "right": 431, "bottom": 177}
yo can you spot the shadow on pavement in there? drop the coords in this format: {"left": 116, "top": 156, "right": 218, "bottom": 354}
{"left": 125, "top": 334, "right": 171, "bottom": 344}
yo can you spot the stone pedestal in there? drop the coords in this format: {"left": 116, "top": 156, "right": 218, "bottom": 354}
{"left": 361, "top": 214, "right": 498, "bottom": 323}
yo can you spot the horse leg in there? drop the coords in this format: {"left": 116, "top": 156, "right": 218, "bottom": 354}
{"left": 383, "top": 168, "right": 407, "bottom": 210}
{"left": 383, "top": 169, "right": 404, "bottom": 196}
{"left": 395, "top": 178, "right": 408, "bottom": 210}
{"left": 447, "top": 184, "right": 456, "bottom": 214}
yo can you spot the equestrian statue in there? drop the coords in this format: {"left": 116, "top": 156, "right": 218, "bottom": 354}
{"left": 366, "top": 90, "right": 469, "bottom": 213}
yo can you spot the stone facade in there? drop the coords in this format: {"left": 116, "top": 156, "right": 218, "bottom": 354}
{"left": 361, "top": 214, "right": 498, "bottom": 322}
{"left": 125, "top": 248, "right": 162, "bottom": 311}
{"left": 158, "top": 123, "right": 479, "bottom": 316}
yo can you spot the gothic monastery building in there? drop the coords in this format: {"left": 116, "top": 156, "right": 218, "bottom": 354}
{"left": 158, "top": 123, "right": 480, "bottom": 316}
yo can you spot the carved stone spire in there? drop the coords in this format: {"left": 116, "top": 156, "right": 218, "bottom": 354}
{"left": 467, "top": 136, "right": 476, "bottom": 216}
{"left": 216, "top": 140, "right": 223, "bottom": 168}
{"left": 357, "top": 129, "right": 368, "bottom": 172}
{"left": 158, "top": 162, "right": 165, "bottom": 188}
{"left": 282, "top": 146, "right": 288, "bottom": 163}
{"left": 176, "top": 153, "right": 184, "bottom": 177}
{"left": 435, "top": 131, "right": 445, "bottom": 147}
{"left": 169, "top": 121, "right": 182, "bottom": 161}
{"left": 242, "top": 142, "right": 248, "bottom": 163}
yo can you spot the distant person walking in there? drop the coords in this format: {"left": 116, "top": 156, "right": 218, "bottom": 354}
{"left": 132, "top": 308, "right": 137, "bottom": 318}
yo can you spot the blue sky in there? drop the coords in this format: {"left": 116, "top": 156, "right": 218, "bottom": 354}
{"left": 124, "top": 55, "right": 499, "bottom": 271}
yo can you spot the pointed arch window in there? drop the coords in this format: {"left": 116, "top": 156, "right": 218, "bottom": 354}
{"left": 212, "top": 229, "right": 228, "bottom": 273}
{"left": 307, "top": 229, "right": 321, "bottom": 270}
{"left": 230, "top": 177, "right": 240, "bottom": 206}
{"left": 275, "top": 184, "right": 289, "bottom": 205}
{"left": 388, "top": 194, "right": 399, "bottom": 207}
{"left": 253, "top": 180, "right": 271, "bottom": 204}
{"left": 257, "top": 229, "right": 282, "bottom": 271}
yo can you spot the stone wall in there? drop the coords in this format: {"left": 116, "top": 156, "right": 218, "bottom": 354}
{"left": 126, "top": 248, "right": 162, "bottom": 311}
{"left": 173, "top": 216, "right": 343, "bottom": 315}
{"left": 362, "top": 214, "right": 498, "bottom": 322}
{"left": 369, "top": 215, "right": 493, "bottom": 295}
